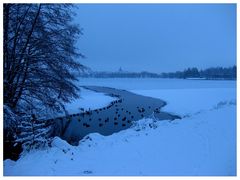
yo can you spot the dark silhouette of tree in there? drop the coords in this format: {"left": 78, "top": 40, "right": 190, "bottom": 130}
{"left": 4, "top": 4, "right": 85, "bottom": 114}
{"left": 183, "top": 67, "right": 200, "bottom": 78}
{"left": 3, "top": 3, "right": 85, "bottom": 158}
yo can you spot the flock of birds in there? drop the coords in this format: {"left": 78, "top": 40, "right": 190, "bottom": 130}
{"left": 44, "top": 87, "right": 178, "bottom": 143}
{"left": 48, "top": 92, "right": 164, "bottom": 135}
{"left": 79, "top": 98, "right": 131, "bottom": 128}
{"left": 69, "top": 97, "right": 163, "bottom": 130}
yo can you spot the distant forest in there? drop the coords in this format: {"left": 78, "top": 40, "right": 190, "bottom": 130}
{"left": 161, "top": 66, "right": 236, "bottom": 80}
{"left": 80, "top": 66, "right": 236, "bottom": 80}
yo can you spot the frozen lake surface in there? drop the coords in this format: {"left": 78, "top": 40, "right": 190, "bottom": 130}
{"left": 76, "top": 78, "right": 236, "bottom": 90}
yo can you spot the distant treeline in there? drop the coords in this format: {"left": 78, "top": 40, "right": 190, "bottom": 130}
{"left": 161, "top": 66, "right": 236, "bottom": 80}
{"left": 81, "top": 71, "right": 160, "bottom": 78}
{"left": 80, "top": 66, "right": 236, "bottom": 80}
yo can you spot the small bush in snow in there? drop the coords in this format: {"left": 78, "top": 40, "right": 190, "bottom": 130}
{"left": 131, "top": 118, "right": 158, "bottom": 132}
{"left": 15, "top": 114, "right": 53, "bottom": 151}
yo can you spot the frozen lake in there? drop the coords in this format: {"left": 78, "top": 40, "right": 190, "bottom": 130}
{"left": 76, "top": 78, "right": 236, "bottom": 91}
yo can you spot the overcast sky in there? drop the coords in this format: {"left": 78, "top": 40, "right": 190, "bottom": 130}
{"left": 75, "top": 4, "right": 236, "bottom": 73}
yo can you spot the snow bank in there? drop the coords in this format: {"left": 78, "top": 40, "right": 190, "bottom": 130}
{"left": 36, "top": 87, "right": 118, "bottom": 120}
{"left": 4, "top": 100, "right": 236, "bottom": 176}
{"left": 51, "top": 137, "right": 73, "bottom": 151}
{"left": 63, "top": 87, "right": 118, "bottom": 114}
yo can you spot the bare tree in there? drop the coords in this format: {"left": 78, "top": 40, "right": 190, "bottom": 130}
{"left": 4, "top": 4, "right": 85, "bottom": 114}
{"left": 3, "top": 4, "right": 85, "bottom": 158}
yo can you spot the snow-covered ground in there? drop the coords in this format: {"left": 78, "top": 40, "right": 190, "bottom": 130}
{"left": 36, "top": 87, "right": 117, "bottom": 120}
{"left": 4, "top": 78, "right": 236, "bottom": 176}
{"left": 63, "top": 87, "right": 117, "bottom": 114}
{"left": 132, "top": 88, "right": 236, "bottom": 116}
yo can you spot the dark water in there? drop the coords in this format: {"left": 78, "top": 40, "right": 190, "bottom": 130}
{"left": 53, "top": 86, "right": 181, "bottom": 144}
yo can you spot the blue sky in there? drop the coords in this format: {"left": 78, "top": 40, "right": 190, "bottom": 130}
{"left": 75, "top": 4, "right": 236, "bottom": 73}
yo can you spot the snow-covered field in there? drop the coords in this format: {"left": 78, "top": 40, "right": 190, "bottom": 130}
{"left": 4, "top": 78, "right": 236, "bottom": 176}
{"left": 133, "top": 88, "right": 236, "bottom": 116}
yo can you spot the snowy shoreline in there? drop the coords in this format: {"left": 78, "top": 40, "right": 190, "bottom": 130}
{"left": 4, "top": 79, "right": 236, "bottom": 176}
{"left": 63, "top": 87, "right": 119, "bottom": 115}
{"left": 4, "top": 100, "right": 236, "bottom": 175}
